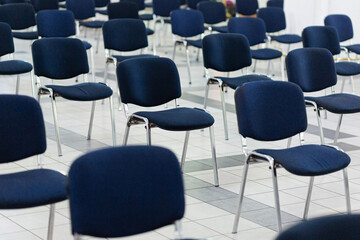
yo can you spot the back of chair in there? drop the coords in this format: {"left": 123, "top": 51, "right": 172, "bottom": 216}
{"left": 187, "top": 0, "right": 207, "bottom": 9}
{"left": 266, "top": 0, "right": 283, "bottom": 8}
{"left": 103, "top": 19, "right": 147, "bottom": 51}
{"left": 69, "top": 146, "right": 185, "bottom": 238}
{"left": 1, "top": 0, "right": 27, "bottom": 4}
{"left": 286, "top": 48, "right": 337, "bottom": 92}
{"left": 236, "top": 0, "right": 258, "bottom": 15}
{"left": 197, "top": 1, "right": 226, "bottom": 25}
{"left": 116, "top": 57, "right": 181, "bottom": 107}
{"left": 66, "top": 0, "right": 95, "bottom": 20}
{"left": 257, "top": 7, "right": 286, "bottom": 33}
{"left": 31, "top": 0, "right": 58, "bottom": 12}
{"left": 94, "top": 0, "right": 109, "bottom": 8}
{"left": 171, "top": 9, "right": 204, "bottom": 38}
{"left": 37, "top": 10, "right": 76, "bottom": 38}
{"left": 228, "top": 17, "right": 266, "bottom": 46}
{"left": 107, "top": 2, "right": 139, "bottom": 19}
{"left": 0, "top": 3, "right": 36, "bottom": 30}
{"left": 0, "top": 95, "right": 46, "bottom": 163}
{"left": 302, "top": 26, "right": 341, "bottom": 55}
{"left": 202, "top": 33, "right": 251, "bottom": 72}
{"left": 235, "top": 81, "right": 307, "bottom": 141}
{"left": 153, "top": 0, "right": 179, "bottom": 17}
{"left": 0, "top": 23, "right": 15, "bottom": 57}
{"left": 32, "top": 38, "right": 89, "bottom": 79}
{"left": 324, "top": 14, "right": 353, "bottom": 43}
{"left": 121, "top": 0, "right": 145, "bottom": 11}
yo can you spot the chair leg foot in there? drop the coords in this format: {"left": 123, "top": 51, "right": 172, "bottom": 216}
{"left": 180, "top": 131, "right": 190, "bottom": 171}
{"left": 47, "top": 204, "right": 55, "bottom": 240}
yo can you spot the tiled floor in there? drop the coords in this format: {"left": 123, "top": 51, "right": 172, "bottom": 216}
{"left": 1, "top": 12, "right": 360, "bottom": 240}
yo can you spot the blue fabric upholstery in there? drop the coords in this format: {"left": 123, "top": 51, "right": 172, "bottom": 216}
{"left": 116, "top": 57, "right": 181, "bottom": 106}
{"left": 0, "top": 169, "right": 67, "bottom": 209}
{"left": 257, "top": 7, "right": 285, "bottom": 33}
{"left": 146, "top": 28, "right": 154, "bottom": 35}
{"left": 270, "top": 34, "right": 301, "bottom": 44}
{"left": 144, "top": 1, "right": 152, "bottom": 7}
{"left": 94, "top": 0, "right": 109, "bottom": 7}
{"left": 103, "top": 19, "right": 148, "bottom": 52}
{"left": 236, "top": 0, "right": 258, "bottom": 15}
{"left": 286, "top": 48, "right": 337, "bottom": 92}
{"left": 188, "top": 0, "right": 208, "bottom": 9}
{"left": 212, "top": 25, "right": 227, "bottom": 33}
{"left": 32, "top": 38, "right": 89, "bottom": 79}
{"left": 69, "top": 146, "right": 185, "bottom": 238}
{"left": 135, "top": 107, "right": 214, "bottom": 131}
{"left": 12, "top": 31, "right": 38, "bottom": 40}
{"left": 228, "top": 17, "right": 266, "bottom": 46}
{"left": 45, "top": 83, "right": 113, "bottom": 101}
{"left": 0, "top": 23, "right": 15, "bottom": 57}
{"left": 235, "top": 81, "right": 307, "bottom": 141}
{"left": 335, "top": 62, "right": 360, "bottom": 76}
{"left": 121, "top": 0, "right": 145, "bottom": 10}
{"left": 153, "top": 0, "right": 179, "bottom": 17}
{"left": 257, "top": 145, "right": 350, "bottom": 176}
{"left": 107, "top": 2, "right": 139, "bottom": 19}
{"left": 95, "top": 9, "right": 107, "bottom": 15}
{"left": 171, "top": 9, "right": 204, "bottom": 38}
{"left": 66, "top": 0, "right": 96, "bottom": 20}
{"left": 218, "top": 74, "right": 271, "bottom": 89}
{"left": 79, "top": 20, "right": 104, "bottom": 28}
{"left": 0, "top": 95, "right": 46, "bottom": 163}
{"left": 37, "top": 10, "right": 76, "bottom": 38}
{"left": 345, "top": 44, "right": 360, "bottom": 54}
{"left": 302, "top": 26, "right": 341, "bottom": 55}
{"left": 305, "top": 94, "right": 360, "bottom": 114}
{"left": 112, "top": 54, "right": 156, "bottom": 63}
{"left": 251, "top": 48, "right": 282, "bottom": 60}
{"left": 203, "top": 33, "right": 252, "bottom": 72}
{"left": 82, "top": 41, "right": 92, "bottom": 50}
{"left": 0, "top": 60, "right": 32, "bottom": 74}
{"left": 324, "top": 14, "right": 353, "bottom": 43}
{"left": 197, "top": 1, "right": 226, "bottom": 25}
{"left": 1, "top": 0, "right": 27, "bottom": 3}
{"left": 266, "top": 0, "right": 282, "bottom": 8}
{"left": 0, "top": 3, "right": 36, "bottom": 30}
{"left": 31, "top": 0, "right": 58, "bottom": 12}
{"left": 186, "top": 39, "right": 202, "bottom": 48}
{"left": 140, "top": 13, "right": 153, "bottom": 20}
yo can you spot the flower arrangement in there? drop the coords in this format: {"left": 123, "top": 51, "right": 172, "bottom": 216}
{"left": 222, "top": 0, "right": 236, "bottom": 18}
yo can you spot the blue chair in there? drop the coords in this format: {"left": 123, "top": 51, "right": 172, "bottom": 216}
{"left": 187, "top": 0, "right": 208, "bottom": 9}
{"left": 68, "top": 146, "right": 188, "bottom": 238}
{"left": 31, "top": 0, "right": 58, "bottom": 12}
{"left": 236, "top": 0, "right": 258, "bottom": 16}
{"left": 302, "top": 26, "right": 360, "bottom": 93}
{"left": 32, "top": 38, "right": 116, "bottom": 156}
{"left": 197, "top": 1, "right": 227, "bottom": 33}
{"left": 276, "top": 214, "right": 360, "bottom": 240}
{"left": 171, "top": 9, "right": 204, "bottom": 84}
{"left": 228, "top": 17, "right": 285, "bottom": 81}
{"left": 0, "top": 23, "right": 33, "bottom": 95}
{"left": 0, "top": 95, "right": 67, "bottom": 240}
{"left": 0, "top": 3, "right": 38, "bottom": 40}
{"left": 286, "top": 48, "right": 360, "bottom": 145}
{"left": 94, "top": 0, "right": 109, "bottom": 15}
{"left": 267, "top": 0, "right": 283, "bottom": 8}
{"left": 257, "top": 7, "right": 302, "bottom": 52}
{"left": 116, "top": 57, "right": 219, "bottom": 186}
{"left": 36, "top": 10, "right": 96, "bottom": 82}
{"left": 121, "top": 0, "right": 154, "bottom": 21}
{"left": 231, "top": 81, "right": 351, "bottom": 233}
{"left": 1, "top": 0, "right": 28, "bottom": 3}
{"left": 202, "top": 33, "right": 271, "bottom": 140}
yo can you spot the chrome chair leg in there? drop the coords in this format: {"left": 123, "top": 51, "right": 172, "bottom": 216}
{"left": 180, "top": 131, "right": 190, "bottom": 171}
{"left": 220, "top": 83, "right": 229, "bottom": 140}
{"left": 172, "top": 41, "right": 177, "bottom": 61}
{"left": 203, "top": 79, "right": 210, "bottom": 109}
{"left": 343, "top": 168, "right": 351, "bottom": 213}
{"left": 30, "top": 71, "right": 36, "bottom": 98}
{"left": 280, "top": 56, "right": 285, "bottom": 81}
{"left": 174, "top": 220, "right": 182, "bottom": 239}
{"left": 334, "top": 114, "right": 343, "bottom": 144}
{"left": 185, "top": 44, "right": 192, "bottom": 84}
{"left": 253, "top": 60, "right": 257, "bottom": 72}
{"left": 109, "top": 96, "right": 116, "bottom": 146}
{"left": 16, "top": 75, "right": 20, "bottom": 94}
{"left": 123, "top": 121, "right": 131, "bottom": 145}
{"left": 104, "top": 60, "right": 109, "bottom": 85}
{"left": 303, "top": 176, "right": 314, "bottom": 220}
{"left": 95, "top": 28, "right": 101, "bottom": 54}
{"left": 209, "top": 126, "right": 219, "bottom": 186}
{"left": 232, "top": 158, "right": 250, "bottom": 233}
{"left": 196, "top": 48, "right": 200, "bottom": 61}
{"left": 47, "top": 204, "right": 55, "bottom": 240}
{"left": 145, "top": 122, "right": 151, "bottom": 145}
{"left": 287, "top": 137, "right": 292, "bottom": 148}
{"left": 87, "top": 101, "right": 96, "bottom": 140}
{"left": 271, "top": 164, "right": 282, "bottom": 232}
{"left": 316, "top": 109, "right": 325, "bottom": 144}
{"left": 89, "top": 47, "right": 95, "bottom": 82}
{"left": 50, "top": 93, "right": 62, "bottom": 156}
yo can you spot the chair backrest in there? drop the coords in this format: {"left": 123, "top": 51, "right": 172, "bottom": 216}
{"left": 68, "top": 146, "right": 185, "bottom": 238}
{"left": 107, "top": 2, "right": 139, "bottom": 19}
{"left": 1, "top": 0, "right": 27, "bottom": 4}
{"left": 286, "top": 48, "right": 337, "bottom": 92}
{"left": 94, "top": 0, "right": 109, "bottom": 8}
{"left": 302, "top": 26, "right": 341, "bottom": 55}
{"left": 197, "top": 1, "right": 226, "bottom": 25}
{"left": 171, "top": 9, "right": 204, "bottom": 38}
{"left": 153, "top": 0, "right": 179, "bottom": 17}
{"left": 0, "top": 3, "right": 36, "bottom": 30}
{"left": 324, "top": 14, "right": 353, "bottom": 43}
{"left": 37, "top": 10, "right": 76, "bottom": 38}
{"left": 121, "top": 0, "right": 145, "bottom": 11}
{"left": 228, "top": 17, "right": 266, "bottom": 46}
{"left": 31, "top": 0, "right": 58, "bottom": 12}
{"left": 257, "top": 7, "right": 286, "bottom": 33}
{"left": 235, "top": 81, "right": 307, "bottom": 141}
{"left": 103, "top": 19, "right": 147, "bottom": 51}
{"left": 202, "top": 33, "right": 252, "bottom": 72}
{"left": 187, "top": 0, "right": 208, "bottom": 9}
{"left": 66, "top": 0, "right": 95, "bottom": 20}
{"left": 0, "top": 95, "right": 46, "bottom": 163}
{"left": 236, "top": 0, "right": 258, "bottom": 15}
{"left": 267, "top": 0, "right": 283, "bottom": 8}
{"left": 0, "top": 22, "right": 15, "bottom": 57}
{"left": 116, "top": 57, "right": 181, "bottom": 107}
{"left": 276, "top": 214, "right": 360, "bottom": 240}
{"left": 32, "top": 38, "right": 89, "bottom": 79}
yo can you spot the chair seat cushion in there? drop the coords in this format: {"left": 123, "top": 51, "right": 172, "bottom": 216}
{"left": 305, "top": 94, "right": 360, "bottom": 114}
{"left": 217, "top": 74, "right": 271, "bottom": 89}
{"left": 135, "top": 107, "right": 214, "bottom": 131}
{"left": 186, "top": 39, "right": 202, "bottom": 48}
{"left": 256, "top": 145, "right": 350, "bottom": 176}
{"left": 0, "top": 60, "right": 33, "bottom": 75}
{"left": 345, "top": 44, "right": 360, "bottom": 54}
{"left": 79, "top": 20, "right": 105, "bottom": 28}
{"left": 95, "top": 9, "right": 108, "bottom": 15}
{"left": 146, "top": 28, "right": 154, "bottom": 35}
{"left": 82, "top": 41, "right": 92, "bottom": 50}
{"left": 12, "top": 31, "right": 38, "bottom": 40}
{"left": 0, "top": 169, "right": 67, "bottom": 209}
{"left": 140, "top": 13, "right": 153, "bottom": 21}
{"left": 270, "top": 34, "right": 302, "bottom": 44}
{"left": 112, "top": 54, "right": 157, "bottom": 63}
{"left": 335, "top": 61, "right": 360, "bottom": 76}
{"left": 212, "top": 25, "right": 227, "bottom": 33}
{"left": 45, "top": 82, "right": 113, "bottom": 101}
{"left": 251, "top": 48, "right": 283, "bottom": 60}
